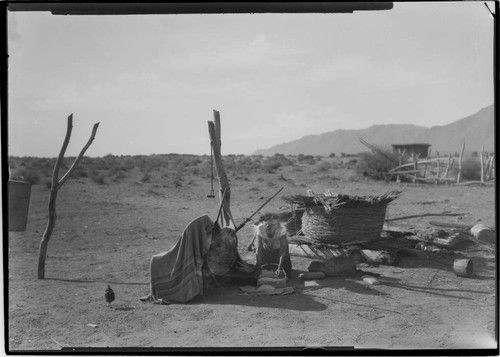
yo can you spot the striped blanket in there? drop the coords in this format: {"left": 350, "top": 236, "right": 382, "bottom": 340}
{"left": 150, "top": 215, "right": 214, "bottom": 303}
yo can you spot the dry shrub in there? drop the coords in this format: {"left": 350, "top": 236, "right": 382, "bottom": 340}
{"left": 317, "top": 161, "right": 331, "bottom": 172}
{"left": 110, "top": 167, "right": 127, "bottom": 180}
{"left": 89, "top": 169, "right": 106, "bottom": 184}
{"left": 297, "top": 154, "right": 316, "bottom": 165}
{"left": 461, "top": 158, "right": 481, "bottom": 181}
{"left": 262, "top": 154, "right": 293, "bottom": 173}
{"left": 141, "top": 172, "right": 151, "bottom": 182}
{"left": 356, "top": 149, "right": 399, "bottom": 180}
{"left": 72, "top": 168, "right": 88, "bottom": 178}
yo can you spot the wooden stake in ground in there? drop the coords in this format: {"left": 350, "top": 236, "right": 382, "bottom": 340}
{"left": 37, "top": 114, "right": 99, "bottom": 279}
{"left": 490, "top": 153, "right": 495, "bottom": 180}
{"left": 412, "top": 153, "right": 420, "bottom": 183}
{"left": 457, "top": 142, "right": 465, "bottom": 184}
{"left": 485, "top": 154, "right": 494, "bottom": 181}
{"left": 435, "top": 151, "right": 440, "bottom": 184}
{"left": 480, "top": 146, "right": 485, "bottom": 183}
{"left": 444, "top": 155, "right": 454, "bottom": 182}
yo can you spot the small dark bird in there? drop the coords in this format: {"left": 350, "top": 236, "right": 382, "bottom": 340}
{"left": 105, "top": 285, "right": 115, "bottom": 306}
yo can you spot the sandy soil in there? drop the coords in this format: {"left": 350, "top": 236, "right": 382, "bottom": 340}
{"left": 6, "top": 161, "right": 497, "bottom": 352}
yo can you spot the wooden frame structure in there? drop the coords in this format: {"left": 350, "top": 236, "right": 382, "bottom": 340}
{"left": 385, "top": 142, "right": 495, "bottom": 185}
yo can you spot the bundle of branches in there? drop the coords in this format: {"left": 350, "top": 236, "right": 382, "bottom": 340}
{"left": 285, "top": 190, "right": 402, "bottom": 244}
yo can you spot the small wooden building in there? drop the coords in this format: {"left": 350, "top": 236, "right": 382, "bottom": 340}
{"left": 391, "top": 143, "right": 431, "bottom": 159}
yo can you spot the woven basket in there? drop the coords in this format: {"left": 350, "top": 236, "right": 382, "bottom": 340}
{"left": 301, "top": 204, "right": 388, "bottom": 244}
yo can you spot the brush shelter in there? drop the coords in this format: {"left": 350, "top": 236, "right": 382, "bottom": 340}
{"left": 392, "top": 143, "right": 431, "bottom": 159}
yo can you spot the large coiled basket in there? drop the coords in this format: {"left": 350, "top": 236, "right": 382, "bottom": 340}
{"left": 301, "top": 203, "right": 389, "bottom": 244}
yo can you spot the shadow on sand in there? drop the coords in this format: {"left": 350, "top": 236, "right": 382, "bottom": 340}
{"left": 44, "top": 277, "right": 149, "bottom": 286}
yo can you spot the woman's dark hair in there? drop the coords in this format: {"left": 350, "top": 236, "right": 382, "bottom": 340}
{"left": 258, "top": 212, "right": 280, "bottom": 223}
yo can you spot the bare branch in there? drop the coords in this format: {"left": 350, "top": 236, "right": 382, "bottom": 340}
{"left": 59, "top": 122, "right": 100, "bottom": 186}
{"left": 386, "top": 212, "right": 468, "bottom": 222}
{"left": 52, "top": 114, "right": 73, "bottom": 188}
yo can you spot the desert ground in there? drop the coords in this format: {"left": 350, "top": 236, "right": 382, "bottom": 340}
{"left": 6, "top": 154, "right": 497, "bottom": 352}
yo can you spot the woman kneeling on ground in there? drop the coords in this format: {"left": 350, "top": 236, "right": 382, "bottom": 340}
{"left": 254, "top": 213, "right": 292, "bottom": 279}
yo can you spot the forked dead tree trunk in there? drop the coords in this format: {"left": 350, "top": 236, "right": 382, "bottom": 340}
{"left": 207, "top": 110, "right": 235, "bottom": 228}
{"left": 38, "top": 114, "right": 99, "bottom": 279}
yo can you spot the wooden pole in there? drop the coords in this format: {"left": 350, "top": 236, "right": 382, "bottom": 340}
{"left": 484, "top": 155, "right": 492, "bottom": 181}
{"left": 213, "top": 110, "right": 221, "bottom": 149}
{"left": 456, "top": 181, "right": 495, "bottom": 186}
{"left": 435, "top": 151, "right": 440, "bottom": 184}
{"left": 444, "top": 155, "right": 452, "bottom": 180}
{"left": 388, "top": 169, "right": 439, "bottom": 175}
{"left": 457, "top": 142, "right": 465, "bottom": 184}
{"left": 412, "top": 152, "right": 417, "bottom": 183}
{"left": 429, "top": 221, "right": 474, "bottom": 229}
{"left": 38, "top": 115, "right": 99, "bottom": 279}
{"left": 398, "top": 175, "right": 455, "bottom": 183}
{"left": 480, "top": 146, "right": 485, "bottom": 183}
{"left": 396, "top": 149, "right": 402, "bottom": 183}
{"left": 208, "top": 110, "right": 234, "bottom": 228}
{"left": 490, "top": 153, "right": 495, "bottom": 180}
{"left": 386, "top": 212, "right": 468, "bottom": 222}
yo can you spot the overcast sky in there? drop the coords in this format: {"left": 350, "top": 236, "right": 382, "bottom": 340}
{"left": 7, "top": 2, "right": 495, "bottom": 157}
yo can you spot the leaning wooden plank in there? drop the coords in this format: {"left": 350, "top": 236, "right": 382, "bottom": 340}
{"left": 386, "top": 212, "right": 468, "bottom": 222}
{"left": 429, "top": 221, "right": 474, "bottom": 229}
{"left": 397, "top": 174, "right": 455, "bottom": 183}
{"left": 387, "top": 169, "right": 439, "bottom": 175}
{"left": 456, "top": 181, "right": 495, "bottom": 186}
{"left": 389, "top": 158, "right": 449, "bottom": 172}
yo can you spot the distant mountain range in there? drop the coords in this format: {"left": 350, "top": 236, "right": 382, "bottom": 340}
{"left": 254, "top": 105, "right": 495, "bottom": 156}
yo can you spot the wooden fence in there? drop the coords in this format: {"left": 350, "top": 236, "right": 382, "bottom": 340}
{"left": 384, "top": 143, "right": 495, "bottom": 185}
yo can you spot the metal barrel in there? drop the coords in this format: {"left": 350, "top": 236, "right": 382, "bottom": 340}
{"left": 8, "top": 180, "right": 32, "bottom": 232}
